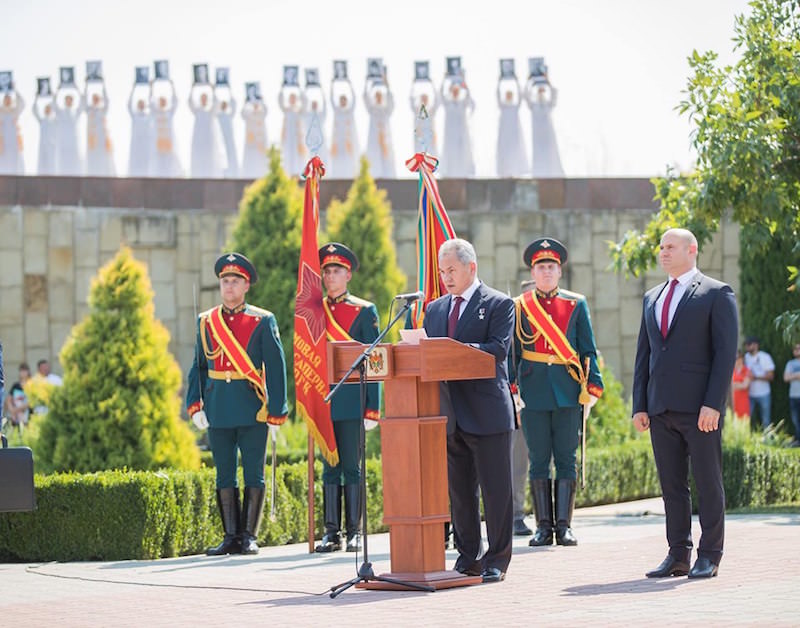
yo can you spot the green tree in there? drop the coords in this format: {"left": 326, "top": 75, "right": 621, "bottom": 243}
{"left": 324, "top": 156, "right": 407, "bottom": 339}
{"left": 37, "top": 247, "right": 200, "bottom": 473}
{"left": 740, "top": 232, "right": 797, "bottom": 428}
{"left": 227, "top": 147, "right": 303, "bottom": 407}
{"left": 609, "top": 0, "right": 800, "bottom": 404}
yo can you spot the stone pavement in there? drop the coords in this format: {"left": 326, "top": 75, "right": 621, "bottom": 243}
{"left": 2, "top": 498, "right": 797, "bottom": 627}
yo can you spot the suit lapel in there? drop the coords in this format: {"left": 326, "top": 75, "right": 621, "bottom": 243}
{"left": 647, "top": 281, "right": 668, "bottom": 332}
{"left": 453, "top": 285, "right": 483, "bottom": 339}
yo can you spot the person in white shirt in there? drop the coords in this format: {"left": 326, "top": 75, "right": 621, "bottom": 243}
{"left": 743, "top": 336, "right": 775, "bottom": 428}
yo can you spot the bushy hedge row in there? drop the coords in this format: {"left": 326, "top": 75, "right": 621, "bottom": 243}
{"left": 1, "top": 443, "right": 797, "bottom": 562}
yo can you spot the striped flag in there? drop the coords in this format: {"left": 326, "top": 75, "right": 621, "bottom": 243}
{"left": 294, "top": 156, "right": 338, "bottom": 466}
{"left": 405, "top": 152, "right": 457, "bottom": 328}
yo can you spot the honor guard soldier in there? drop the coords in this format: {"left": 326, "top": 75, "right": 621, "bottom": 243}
{"left": 511, "top": 238, "right": 603, "bottom": 546}
{"left": 187, "top": 253, "right": 288, "bottom": 555}
{"left": 315, "top": 243, "right": 381, "bottom": 553}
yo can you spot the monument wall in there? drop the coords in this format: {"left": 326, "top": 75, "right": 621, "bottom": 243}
{"left": 0, "top": 176, "right": 740, "bottom": 396}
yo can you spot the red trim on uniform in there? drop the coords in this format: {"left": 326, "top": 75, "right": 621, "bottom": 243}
{"left": 364, "top": 408, "right": 380, "bottom": 421}
{"left": 320, "top": 254, "right": 352, "bottom": 270}
{"left": 587, "top": 383, "right": 604, "bottom": 398}
{"left": 219, "top": 264, "right": 251, "bottom": 281}
{"left": 267, "top": 414, "right": 287, "bottom": 426}
{"left": 187, "top": 401, "right": 203, "bottom": 416}
{"left": 531, "top": 250, "right": 562, "bottom": 265}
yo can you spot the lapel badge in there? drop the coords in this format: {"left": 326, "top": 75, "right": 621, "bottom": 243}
{"left": 478, "top": 307, "right": 485, "bottom": 320}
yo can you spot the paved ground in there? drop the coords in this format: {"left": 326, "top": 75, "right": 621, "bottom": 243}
{"left": 2, "top": 498, "right": 797, "bottom": 627}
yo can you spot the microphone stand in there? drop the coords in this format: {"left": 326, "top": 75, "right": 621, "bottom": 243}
{"left": 326, "top": 297, "right": 434, "bottom": 597}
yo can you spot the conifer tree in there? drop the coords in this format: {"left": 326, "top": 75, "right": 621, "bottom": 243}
{"left": 227, "top": 146, "right": 303, "bottom": 402}
{"left": 37, "top": 247, "right": 200, "bottom": 472}
{"left": 325, "top": 156, "right": 407, "bottom": 339}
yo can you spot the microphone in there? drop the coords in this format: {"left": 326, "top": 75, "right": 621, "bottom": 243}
{"left": 394, "top": 290, "right": 425, "bottom": 303}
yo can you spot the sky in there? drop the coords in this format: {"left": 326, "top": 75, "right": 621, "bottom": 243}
{"left": 3, "top": 0, "right": 753, "bottom": 178}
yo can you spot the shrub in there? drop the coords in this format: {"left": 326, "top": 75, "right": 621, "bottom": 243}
{"left": 35, "top": 247, "right": 199, "bottom": 473}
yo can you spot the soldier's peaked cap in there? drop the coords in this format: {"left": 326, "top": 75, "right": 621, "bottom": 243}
{"left": 319, "top": 242, "right": 359, "bottom": 272}
{"left": 214, "top": 252, "right": 258, "bottom": 284}
{"left": 524, "top": 237, "right": 568, "bottom": 267}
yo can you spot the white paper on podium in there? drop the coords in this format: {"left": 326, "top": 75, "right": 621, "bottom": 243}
{"left": 398, "top": 328, "right": 428, "bottom": 345}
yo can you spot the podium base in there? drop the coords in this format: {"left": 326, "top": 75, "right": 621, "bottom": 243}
{"left": 356, "top": 569, "right": 483, "bottom": 591}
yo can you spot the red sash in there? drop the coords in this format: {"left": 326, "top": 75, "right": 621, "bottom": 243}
{"left": 518, "top": 290, "right": 589, "bottom": 402}
{"left": 323, "top": 300, "right": 354, "bottom": 342}
{"left": 206, "top": 306, "right": 269, "bottom": 422}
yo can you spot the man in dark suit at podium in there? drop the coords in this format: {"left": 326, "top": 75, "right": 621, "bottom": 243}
{"left": 423, "top": 238, "right": 516, "bottom": 584}
{"left": 633, "top": 228, "right": 738, "bottom": 580}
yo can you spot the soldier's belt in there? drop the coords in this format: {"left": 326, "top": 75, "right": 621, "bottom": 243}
{"left": 208, "top": 370, "right": 249, "bottom": 383}
{"left": 520, "top": 349, "right": 567, "bottom": 366}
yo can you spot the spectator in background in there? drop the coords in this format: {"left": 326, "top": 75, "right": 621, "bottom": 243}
{"left": 4, "top": 363, "right": 31, "bottom": 434}
{"left": 730, "top": 350, "right": 751, "bottom": 422}
{"left": 743, "top": 336, "right": 774, "bottom": 428}
{"left": 35, "top": 359, "right": 63, "bottom": 386}
{"left": 783, "top": 343, "right": 800, "bottom": 446}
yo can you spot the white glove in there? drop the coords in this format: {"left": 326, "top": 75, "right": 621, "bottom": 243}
{"left": 587, "top": 395, "right": 599, "bottom": 410}
{"left": 192, "top": 410, "right": 209, "bottom": 430}
{"left": 364, "top": 419, "right": 379, "bottom": 431}
{"left": 512, "top": 392, "right": 526, "bottom": 412}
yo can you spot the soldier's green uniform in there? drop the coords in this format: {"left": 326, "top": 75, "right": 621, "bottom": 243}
{"left": 187, "top": 253, "right": 288, "bottom": 556}
{"left": 315, "top": 243, "right": 380, "bottom": 553}
{"left": 511, "top": 238, "right": 603, "bottom": 547}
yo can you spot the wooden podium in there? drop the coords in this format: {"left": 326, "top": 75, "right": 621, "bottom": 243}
{"left": 327, "top": 337, "right": 495, "bottom": 590}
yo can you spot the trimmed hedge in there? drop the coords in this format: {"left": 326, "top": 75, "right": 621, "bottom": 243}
{"left": 1, "top": 443, "right": 797, "bottom": 562}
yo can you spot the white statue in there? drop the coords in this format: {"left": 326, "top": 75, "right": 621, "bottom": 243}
{"left": 278, "top": 65, "right": 307, "bottom": 177}
{"left": 214, "top": 68, "right": 238, "bottom": 178}
{"left": 440, "top": 61, "right": 475, "bottom": 178}
{"left": 127, "top": 67, "right": 151, "bottom": 177}
{"left": 33, "top": 78, "right": 56, "bottom": 175}
{"left": 84, "top": 64, "right": 116, "bottom": 176}
{"left": 188, "top": 64, "right": 224, "bottom": 178}
{"left": 54, "top": 67, "right": 83, "bottom": 175}
{"left": 149, "top": 61, "right": 183, "bottom": 177}
{"left": 496, "top": 59, "right": 529, "bottom": 177}
{"left": 240, "top": 82, "right": 268, "bottom": 180}
{"left": 410, "top": 61, "right": 438, "bottom": 156}
{"left": 524, "top": 58, "right": 564, "bottom": 178}
{"left": 0, "top": 74, "right": 25, "bottom": 175}
{"left": 328, "top": 60, "right": 358, "bottom": 179}
{"left": 303, "top": 68, "right": 329, "bottom": 164}
{"left": 364, "top": 74, "right": 395, "bottom": 178}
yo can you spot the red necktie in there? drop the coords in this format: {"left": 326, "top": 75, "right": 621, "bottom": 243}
{"left": 660, "top": 278, "right": 679, "bottom": 338}
{"left": 448, "top": 296, "right": 464, "bottom": 338}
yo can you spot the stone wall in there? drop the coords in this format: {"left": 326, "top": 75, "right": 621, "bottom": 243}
{"left": 0, "top": 175, "right": 740, "bottom": 396}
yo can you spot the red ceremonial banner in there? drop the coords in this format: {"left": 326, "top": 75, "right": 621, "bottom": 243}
{"left": 294, "top": 156, "right": 338, "bottom": 466}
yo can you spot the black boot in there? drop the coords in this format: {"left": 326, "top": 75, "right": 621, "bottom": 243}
{"left": 529, "top": 479, "right": 554, "bottom": 547}
{"left": 206, "top": 487, "right": 241, "bottom": 555}
{"left": 315, "top": 484, "right": 342, "bottom": 553}
{"left": 554, "top": 479, "right": 578, "bottom": 546}
{"left": 344, "top": 484, "right": 361, "bottom": 552}
{"left": 240, "top": 486, "right": 266, "bottom": 555}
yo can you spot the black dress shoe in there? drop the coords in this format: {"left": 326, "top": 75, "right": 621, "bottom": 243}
{"left": 455, "top": 562, "right": 482, "bottom": 576}
{"left": 481, "top": 567, "right": 505, "bottom": 584}
{"left": 645, "top": 555, "right": 690, "bottom": 578}
{"left": 688, "top": 557, "right": 719, "bottom": 579}
{"left": 513, "top": 519, "right": 533, "bottom": 536}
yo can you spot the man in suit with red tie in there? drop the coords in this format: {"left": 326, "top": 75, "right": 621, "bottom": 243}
{"left": 633, "top": 228, "right": 738, "bottom": 579}
{"left": 423, "top": 238, "right": 516, "bottom": 584}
